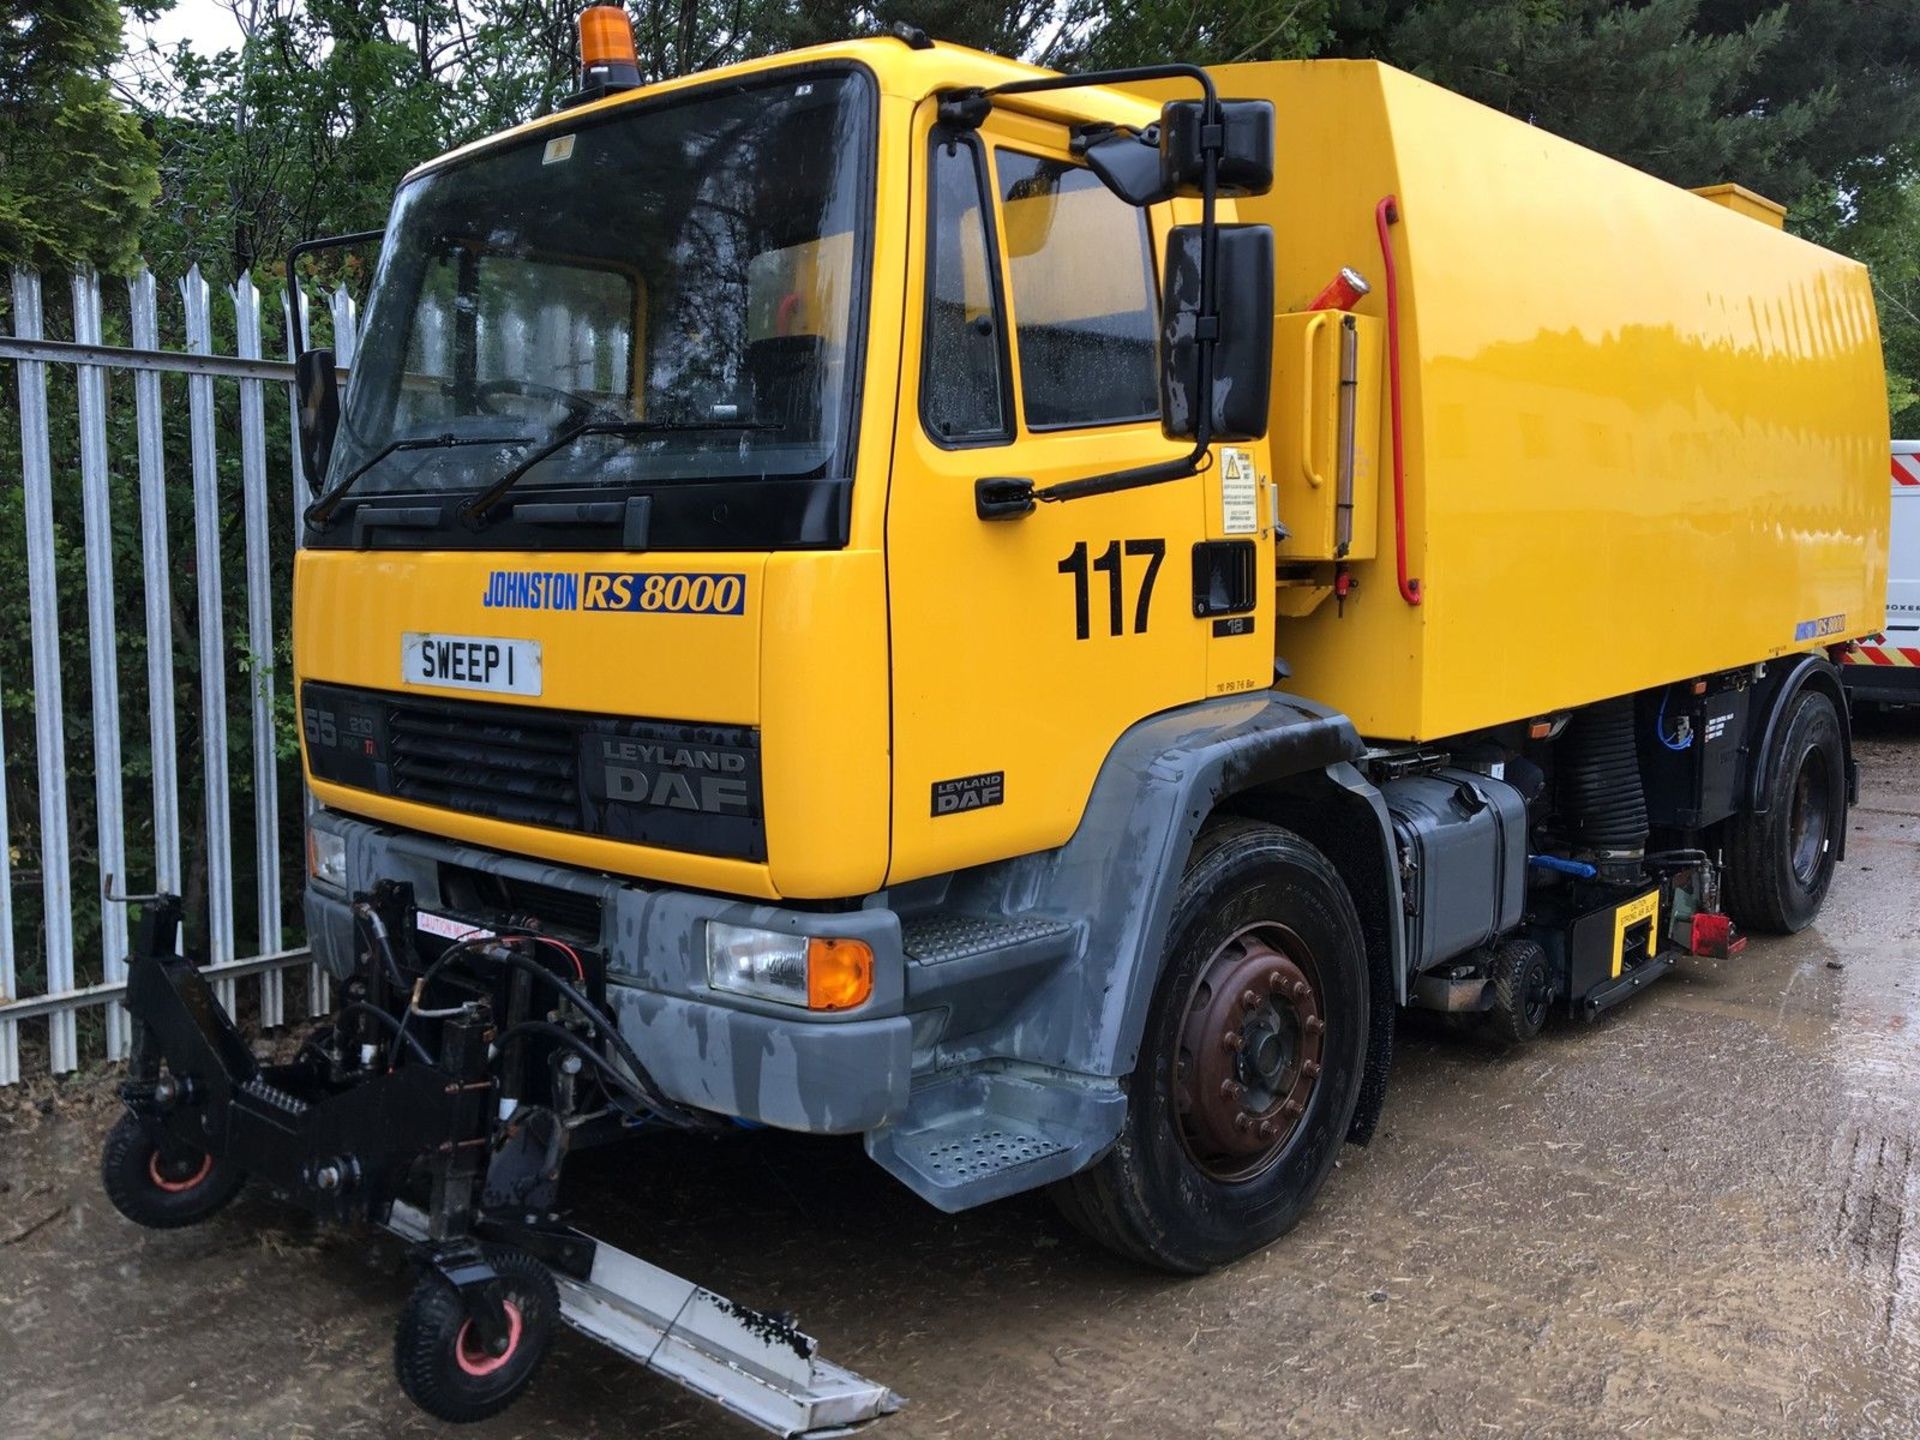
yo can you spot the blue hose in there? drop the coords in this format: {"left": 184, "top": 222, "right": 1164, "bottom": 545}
{"left": 1529, "top": 853, "right": 1598, "bottom": 879}
{"left": 1655, "top": 689, "right": 1693, "bottom": 752}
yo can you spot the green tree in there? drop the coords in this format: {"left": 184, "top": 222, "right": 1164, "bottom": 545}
{"left": 0, "top": 0, "right": 161, "bottom": 272}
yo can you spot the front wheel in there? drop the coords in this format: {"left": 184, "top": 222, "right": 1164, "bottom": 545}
{"left": 1725, "top": 688, "right": 1846, "bottom": 934}
{"left": 1052, "top": 819, "right": 1370, "bottom": 1274}
{"left": 395, "top": 1245, "right": 559, "bottom": 1424}
{"left": 100, "top": 1109, "right": 245, "bottom": 1229}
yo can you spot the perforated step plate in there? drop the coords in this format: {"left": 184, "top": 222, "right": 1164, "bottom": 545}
{"left": 900, "top": 914, "right": 1072, "bottom": 965}
{"left": 903, "top": 1122, "right": 1068, "bottom": 1188}
{"left": 865, "top": 1072, "right": 1127, "bottom": 1213}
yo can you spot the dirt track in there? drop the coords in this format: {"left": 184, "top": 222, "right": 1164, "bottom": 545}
{"left": 2, "top": 712, "right": 1917, "bottom": 1440}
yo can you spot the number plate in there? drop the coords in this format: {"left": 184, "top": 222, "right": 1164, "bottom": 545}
{"left": 401, "top": 632, "right": 542, "bottom": 696}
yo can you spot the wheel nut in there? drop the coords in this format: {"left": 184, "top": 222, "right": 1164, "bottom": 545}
{"left": 1266, "top": 969, "right": 1286, "bottom": 991}
{"left": 1292, "top": 979, "right": 1311, "bottom": 1000}
{"left": 1283, "top": 1098, "right": 1305, "bottom": 1117}
{"left": 1258, "top": 1119, "right": 1276, "bottom": 1140}
{"left": 1304, "top": 1016, "right": 1325, "bottom": 1035}
{"left": 1241, "top": 989, "right": 1261, "bottom": 1010}
{"left": 1233, "top": 1113, "right": 1252, "bottom": 1132}
{"left": 1219, "top": 1079, "right": 1244, "bottom": 1100}
{"left": 1303, "top": 1060, "right": 1322, "bottom": 1079}
{"left": 1221, "top": 1030, "right": 1244, "bottom": 1052}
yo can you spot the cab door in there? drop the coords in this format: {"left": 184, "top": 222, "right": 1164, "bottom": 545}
{"left": 885, "top": 102, "right": 1211, "bottom": 886}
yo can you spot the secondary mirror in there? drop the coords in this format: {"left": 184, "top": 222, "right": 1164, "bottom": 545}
{"left": 1160, "top": 223, "right": 1274, "bottom": 442}
{"left": 295, "top": 348, "right": 341, "bottom": 484}
{"left": 1079, "top": 124, "right": 1172, "bottom": 207}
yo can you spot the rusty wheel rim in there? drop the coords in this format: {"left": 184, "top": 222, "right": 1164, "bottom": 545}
{"left": 1172, "top": 923, "right": 1325, "bottom": 1184}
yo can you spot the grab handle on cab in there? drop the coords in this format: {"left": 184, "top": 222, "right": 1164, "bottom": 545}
{"left": 1300, "top": 311, "right": 1330, "bottom": 489}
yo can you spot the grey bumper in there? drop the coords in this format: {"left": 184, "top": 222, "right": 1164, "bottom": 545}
{"left": 303, "top": 812, "right": 912, "bottom": 1135}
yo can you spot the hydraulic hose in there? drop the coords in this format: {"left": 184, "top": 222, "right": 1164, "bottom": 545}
{"left": 397, "top": 938, "right": 709, "bottom": 1129}
{"left": 336, "top": 1000, "right": 434, "bottom": 1066}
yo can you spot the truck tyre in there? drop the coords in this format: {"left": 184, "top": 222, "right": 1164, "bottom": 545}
{"left": 1052, "top": 818, "right": 1369, "bottom": 1274}
{"left": 1725, "top": 688, "right": 1846, "bottom": 934}
{"left": 395, "top": 1245, "right": 558, "bottom": 1425}
{"left": 1482, "top": 939, "right": 1551, "bottom": 1045}
{"left": 100, "top": 1109, "right": 245, "bottom": 1230}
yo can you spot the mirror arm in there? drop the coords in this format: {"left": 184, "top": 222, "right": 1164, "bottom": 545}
{"left": 285, "top": 227, "right": 384, "bottom": 354}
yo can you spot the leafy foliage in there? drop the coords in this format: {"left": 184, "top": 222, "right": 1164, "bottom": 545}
{"left": 0, "top": 0, "right": 161, "bottom": 272}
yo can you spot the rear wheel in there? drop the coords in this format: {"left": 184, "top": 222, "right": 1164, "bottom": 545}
{"left": 1052, "top": 819, "right": 1369, "bottom": 1274}
{"left": 100, "top": 1109, "right": 245, "bottom": 1229}
{"left": 1725, "top": 688, "right": 1846, "bottom": 934}
{"left": 1482, "top": 939, "right": 1551, "bottom": 1045}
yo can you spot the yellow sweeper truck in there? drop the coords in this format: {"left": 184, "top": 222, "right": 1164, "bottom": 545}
{"left": 105, "top": 12, "right": 1889, "bottom": 1433}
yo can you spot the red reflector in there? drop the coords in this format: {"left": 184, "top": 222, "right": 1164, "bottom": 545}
{"left": 1689, "top": 911, "right": 1746, "bottom": 958}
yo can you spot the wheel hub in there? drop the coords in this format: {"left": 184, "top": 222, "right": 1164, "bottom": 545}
{"left": 1174, "top": 926, "right": 1324, "bottom": 1181}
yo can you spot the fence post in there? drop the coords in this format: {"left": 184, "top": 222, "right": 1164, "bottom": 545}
{"left": 235, "top": 272, "right": 284, "bottom": 1027}
{"left": 129, "top": 270, "right": 183, "bottom": 914}
{"left": 13, "top": 268, "right": 79, "bottom": 1073}
{"left": 72, "top": 269, "right": 133, "bottom": 1058}
{"left": 283, "top": 283, "right": 329, "bottom": 1018}
{"left": 182, "top": 266, "right": 238, "bottom": 1015}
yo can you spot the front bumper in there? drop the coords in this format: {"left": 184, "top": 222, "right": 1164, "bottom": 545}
{"left": 305, "top": 812, "right": 912, "bottom": 1135}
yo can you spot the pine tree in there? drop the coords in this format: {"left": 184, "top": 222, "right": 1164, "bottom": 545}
{"left": 0, "top": 0, "right": 161, "bottom": 273}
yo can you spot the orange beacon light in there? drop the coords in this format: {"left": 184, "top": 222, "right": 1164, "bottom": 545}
{"left": 578, "top": 6, "right": 641, "bottom": 93}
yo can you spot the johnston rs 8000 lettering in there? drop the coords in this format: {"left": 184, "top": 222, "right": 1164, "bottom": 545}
{"left": 106, "top": 10, "right": 1891, "bottom": 1432}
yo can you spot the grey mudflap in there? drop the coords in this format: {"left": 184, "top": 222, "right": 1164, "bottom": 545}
{"left": 865, "top": 1069, "right": 1127, "bottom": 1213}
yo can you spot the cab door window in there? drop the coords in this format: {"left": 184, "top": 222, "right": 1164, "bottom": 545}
{"left": 995, "top": 149, "right": 1159, "bottom": 430}
{"left": 923, "top": 130, "right": 1012, "bottom": 445}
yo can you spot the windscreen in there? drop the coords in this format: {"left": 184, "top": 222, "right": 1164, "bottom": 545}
{"left": 322, "top": 70, "right": 872, "bottom": 546}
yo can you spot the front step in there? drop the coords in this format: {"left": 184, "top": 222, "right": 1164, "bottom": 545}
{"left": 865, "top": 1070, "right": 1126, "bottom": 1213}
{"left": 387, "top": 1202, "right": 901, "bottom": 1437}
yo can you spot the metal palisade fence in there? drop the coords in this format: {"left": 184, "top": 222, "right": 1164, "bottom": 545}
{"left": 0, "top": 263, "right": 359, "bottom": 1085}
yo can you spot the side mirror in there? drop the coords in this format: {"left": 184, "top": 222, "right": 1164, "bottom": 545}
{"left": 1160, "top": 223, "right": 1274, "bottom": 443}
{"left": 1159, "top": 99, "right": 1275, "bottom": 198}
{"left": 294, "top": 348, "right": 340, "bottom": 483}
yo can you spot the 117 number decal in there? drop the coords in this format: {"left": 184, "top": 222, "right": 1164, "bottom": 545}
{"left": 1057, "top": 539, "right": 1166, "bottom": 640}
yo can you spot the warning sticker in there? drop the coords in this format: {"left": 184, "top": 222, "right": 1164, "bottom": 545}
{"left": 1220, "top": 448, "right": 1258, "bottom": 534}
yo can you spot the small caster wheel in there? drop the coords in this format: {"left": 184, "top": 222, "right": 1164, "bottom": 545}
{"left": 100, "top": 1109, "right": 245, "bottom": 1229}
{"left": 395, "top": 1245, "right": 558, "bottom": 1424}
{"left": 1483, "top": 939, "right": 1552, "bottom": 1045}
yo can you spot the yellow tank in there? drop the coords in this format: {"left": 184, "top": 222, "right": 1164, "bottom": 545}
{"left": 1215, "top": 60, "right": 1891, "bottom": 741}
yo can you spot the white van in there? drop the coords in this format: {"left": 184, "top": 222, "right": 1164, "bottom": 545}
{"left": 1841, "top": 439, "right": 1920, "bottom": 705}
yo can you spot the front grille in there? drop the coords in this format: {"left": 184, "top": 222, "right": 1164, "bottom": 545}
{"left": 388, "top": 698, "right": 580, "bottom": 828}
{"left": 301, "top": 682, "right": 767, "bottom": 860}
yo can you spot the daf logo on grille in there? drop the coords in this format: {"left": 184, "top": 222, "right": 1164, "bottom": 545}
{"left": 598, "top": 738, "right": 751, "bottom": 814}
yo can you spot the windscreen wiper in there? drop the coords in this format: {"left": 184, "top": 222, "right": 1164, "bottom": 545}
{"left": 454, "top": 417, "right": 780, "bottom": 528}
{"left": 304, "top": 431, "right": 534, "bottom": 529}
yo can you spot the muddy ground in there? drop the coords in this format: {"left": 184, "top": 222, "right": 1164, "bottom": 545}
{"left": 2, "top": 712, "right": 1916, "bottom": 1440}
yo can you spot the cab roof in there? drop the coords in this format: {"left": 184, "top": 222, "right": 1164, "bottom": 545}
{"left": 408, "top": 37, "right": 1163, "bottom": 183}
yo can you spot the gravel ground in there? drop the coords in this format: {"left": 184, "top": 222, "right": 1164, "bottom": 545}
{"left": 2, "top": 709, "right": 1916, "bottom": 1440}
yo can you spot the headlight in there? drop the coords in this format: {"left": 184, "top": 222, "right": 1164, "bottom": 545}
{"left": 306, "top": 827, "right": 347, "bottom": 892}
{"left": 705, "top": 922, "right": 873, "bottom": 1011}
